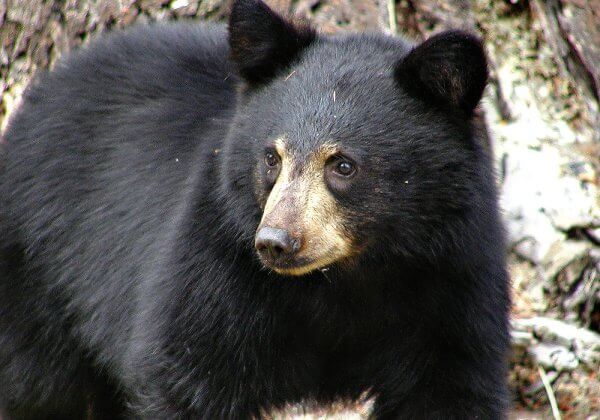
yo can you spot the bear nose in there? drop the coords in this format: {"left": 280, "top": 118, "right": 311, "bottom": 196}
{"left": 255, "top": 227, "right": 298, "bottom": 259}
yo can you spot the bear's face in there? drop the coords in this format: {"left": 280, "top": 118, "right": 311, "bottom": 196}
{"left": 254, "top": 136, "right": 357, "bottom": 276}
{"left": 223, "top": 0, "right": 488, "bottom": 276}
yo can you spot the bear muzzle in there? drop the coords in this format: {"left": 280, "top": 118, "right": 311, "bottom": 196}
{"left": 255, "top": 225, "right": 317, "bottom": 272}
{"left": 255, "top": 226, "right": 301, "bottom": 261}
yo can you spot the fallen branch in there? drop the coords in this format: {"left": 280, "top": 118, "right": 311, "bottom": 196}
{"left": 538, "top": 366, "right": 562, "bottom": 420}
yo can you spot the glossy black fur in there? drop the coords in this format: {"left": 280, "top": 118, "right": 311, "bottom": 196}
{"left": 0, "top": 0, "right": 510, "bottom": 418}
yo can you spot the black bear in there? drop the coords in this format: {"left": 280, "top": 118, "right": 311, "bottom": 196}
{"left": 0, "top": 0, "right": 510, "bottom": 418}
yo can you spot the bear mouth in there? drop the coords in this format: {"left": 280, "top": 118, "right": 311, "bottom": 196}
{"left": 258, "top": 254, "right": 336, "bottom": 276}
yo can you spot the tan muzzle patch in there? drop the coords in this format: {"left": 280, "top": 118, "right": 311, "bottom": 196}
{"left": 257, "top": 139, "right": 354, "bottom": 276}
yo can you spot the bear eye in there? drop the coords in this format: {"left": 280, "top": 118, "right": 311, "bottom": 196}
{"left": 264, "top": 150, "right": 280, "bottom": 168}
{"left": 330, "top": 157, "right": 356, "bottom": 178}
{"left": 335, "top": 161, "right": 354, "bottom": 176}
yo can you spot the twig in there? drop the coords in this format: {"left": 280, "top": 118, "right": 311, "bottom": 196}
{"left": 284, "top": 70, "right": 296, "bottom": 81}
{"left": 387, "top": 0, "right": 397, "bottom": 34}
{"left": 538, "top": 366, "right": 562, "bottom": 420}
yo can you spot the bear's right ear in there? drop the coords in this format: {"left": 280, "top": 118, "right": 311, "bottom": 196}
{"left": 229, "top": 0, "right": 315, "bottom": 87}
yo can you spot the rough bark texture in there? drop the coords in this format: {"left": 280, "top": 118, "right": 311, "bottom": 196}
{"left": 1, "top": 0, "right": 599, "bottom": 418}
{"left": 530, "top": 0, "right": 600, "bottom": 138}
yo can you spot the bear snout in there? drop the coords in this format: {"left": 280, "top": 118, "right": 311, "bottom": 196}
{"left": 255, "top": 226, "right": 301, "bottom": 261}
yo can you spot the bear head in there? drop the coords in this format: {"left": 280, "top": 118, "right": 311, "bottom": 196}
{"left": 220, "top": 0, "right": 489, "bottom": 276}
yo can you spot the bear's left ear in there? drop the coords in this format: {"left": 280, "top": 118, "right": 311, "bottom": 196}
{"left": 229, "top": 0, "right": 316, "bottom": 87}
{"left": 395, "top": 30, "right": 488, "bottom": 115}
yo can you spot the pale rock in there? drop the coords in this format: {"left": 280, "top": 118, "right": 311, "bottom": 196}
{"left": 498, "top": 144, "right": 599, "bottom": 263}
{"left": 528, "top": 342, "right": 579, "bottom": 371}
{"left": 512, "top": 317, "right": 600, "bottom": 369}
{"left": 541, "top": 240, "right": 589, "bottom": 280}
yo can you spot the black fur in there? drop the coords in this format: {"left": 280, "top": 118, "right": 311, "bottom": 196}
{"left": 0, "top": 0, "right": 510, "bottom": 418}
{"left": 229, "top": 0, "right": 315, "bottom": 86}
{"left": 395, "top": 30, "right": 488, "bottom": 115}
